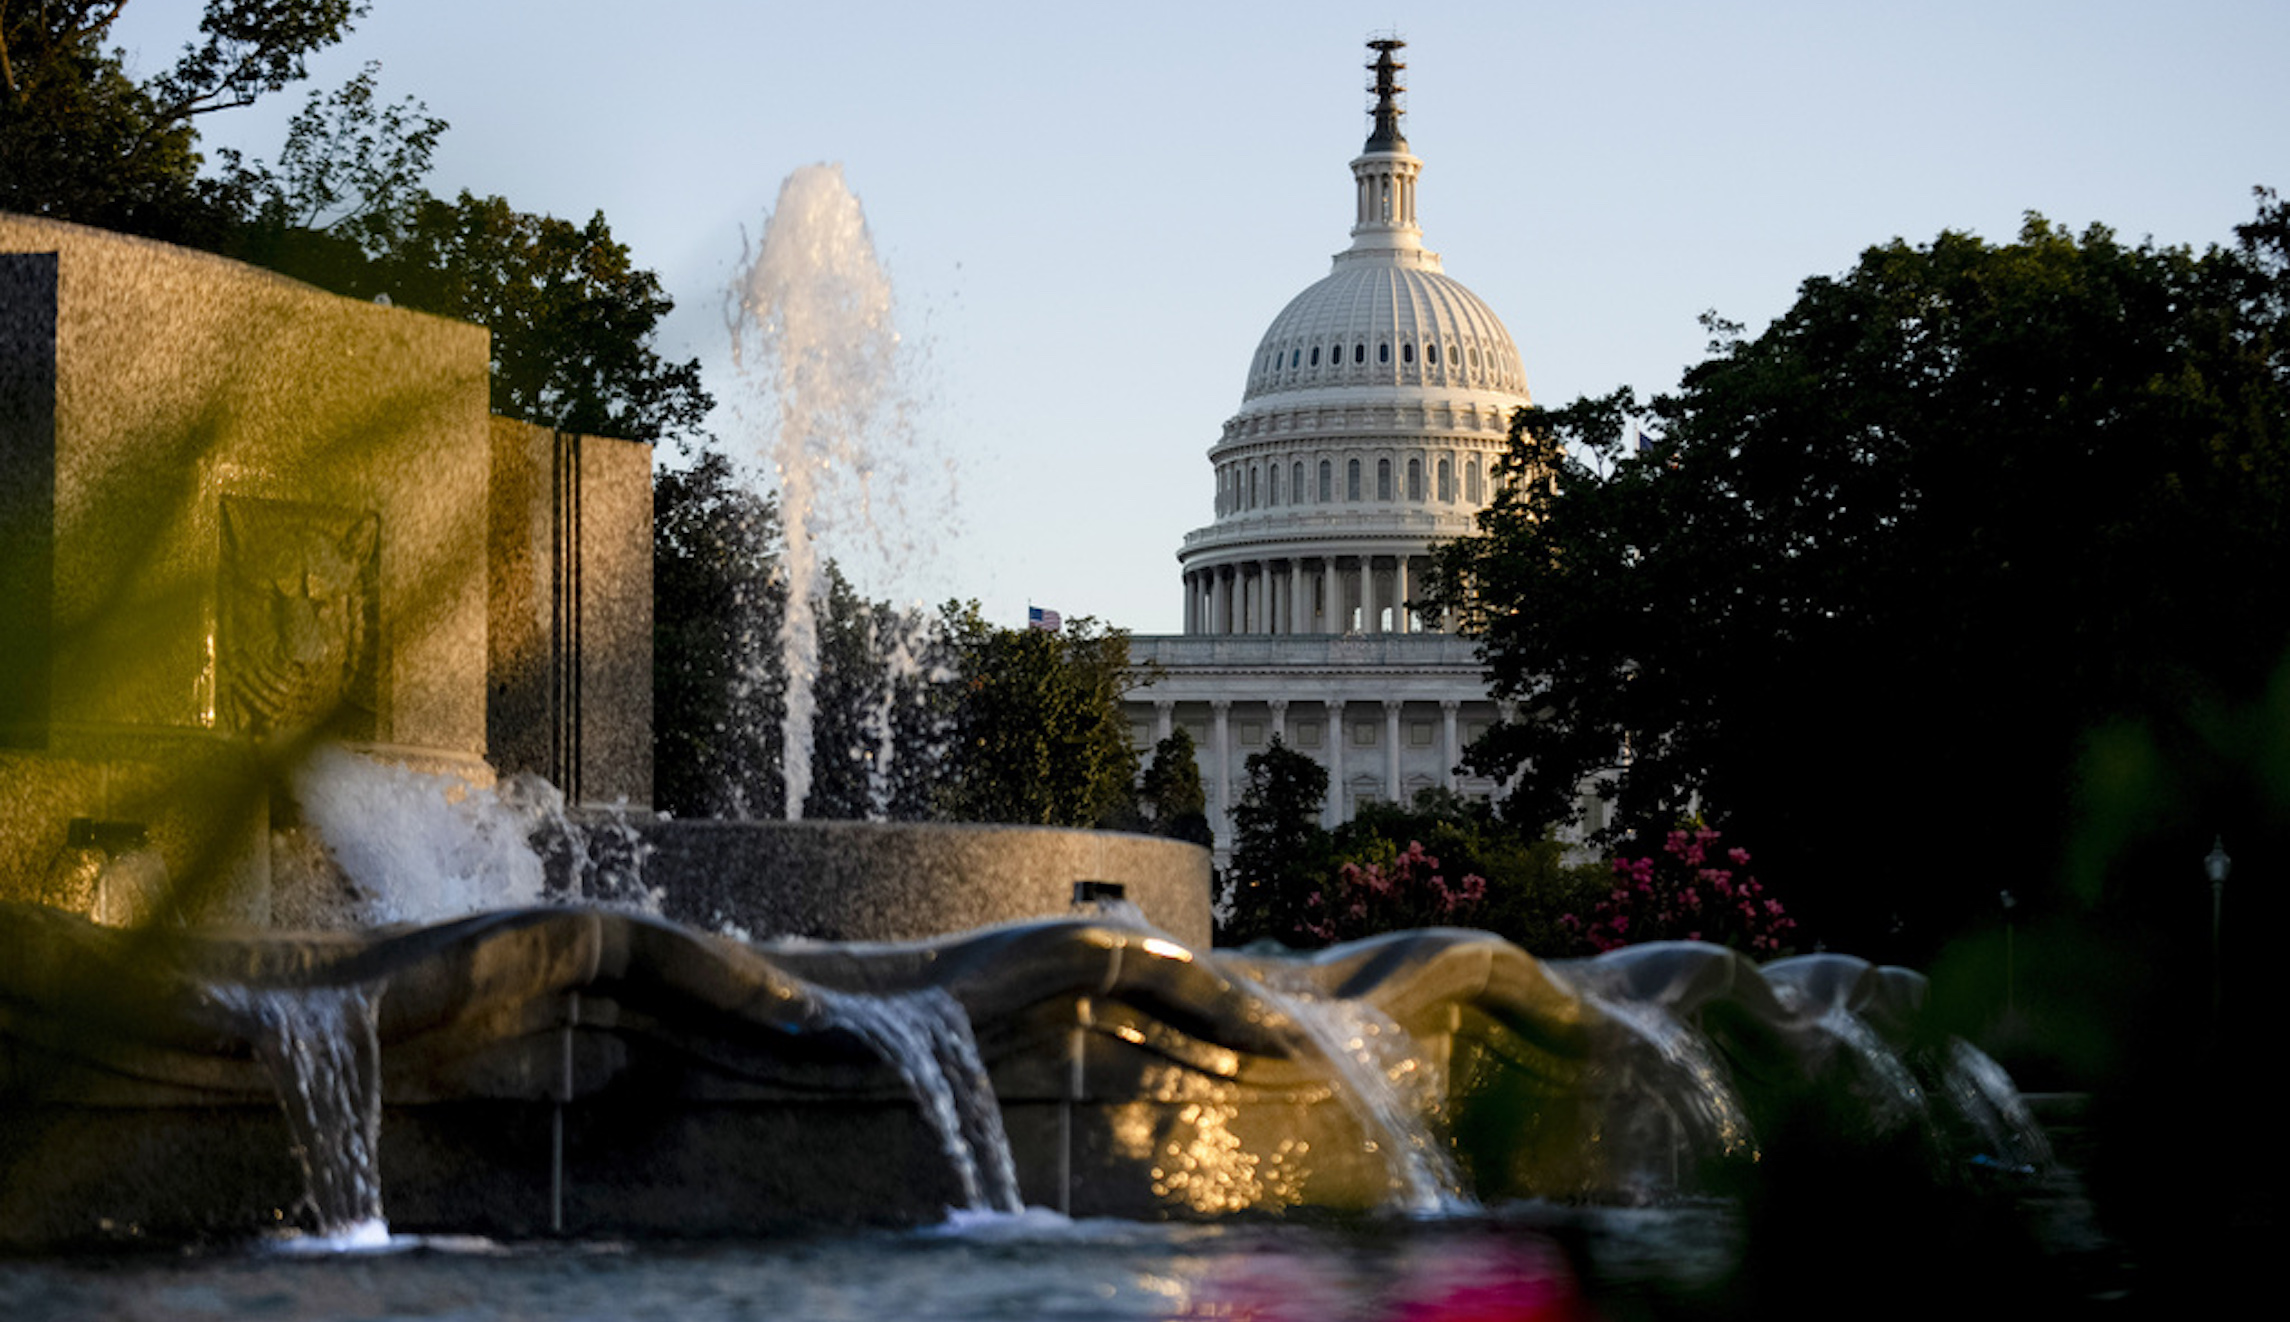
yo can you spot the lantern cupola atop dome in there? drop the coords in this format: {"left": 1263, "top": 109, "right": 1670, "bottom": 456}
{"left": 1364, "top": 37, "right": 1408, "bottom": 152}
{"left": 1346, "top": 37, "right": 1430, "bottom": 267}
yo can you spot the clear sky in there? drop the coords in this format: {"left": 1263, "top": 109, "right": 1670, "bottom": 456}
{"left": 111, "top": 1, "right": 2290, "bottom": 634}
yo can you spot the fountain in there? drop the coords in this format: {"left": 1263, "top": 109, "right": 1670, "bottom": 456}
{"left": 0, "top": 196, "right": 2070, "bottom": 1318}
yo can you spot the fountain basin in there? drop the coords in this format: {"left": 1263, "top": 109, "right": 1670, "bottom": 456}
{"left": 0, "top": 904, "right": 2049, "bottom": 1248}
{"left": 632, "top": 819, "right": 1214, "bottom": 949}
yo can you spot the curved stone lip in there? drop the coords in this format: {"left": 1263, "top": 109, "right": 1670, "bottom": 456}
{"left": 629, "top": 818, "right": 1214, "bottom": 950}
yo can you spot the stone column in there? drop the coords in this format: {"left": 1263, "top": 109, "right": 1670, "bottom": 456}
{"left": 1182, "top": 572, "right": 1195, "bottom": 634}
{"left": 1395, "top": 555, "right": 1412, "bottom": 634}
{"left": 1325, "top": 696, "right": 1346, "bottom": 828}
{"left": 1441, "top": 699, "right": 1460, "bottom": 791}
{"left": 1290, "top": 560, "right": 1307, "bottom": 634}
{"left": 1361, "top": 554, "right": 1378, "bottom": 634}
{"left": 1210, "top": 567, "right": 1229, "bottom": 636}
{"left": 1212, "top": 699, "right": 1232, "bottom": 845}
{"left": 1385, "top": 700, "right": 1403, "bottom": 805}
{"left": 1156, "top": 699, "right": 1175, "bottom": 744}
{"left": 1269, "top": 698, "right": 1288, "bottom": 748}
{"left": 1321, "top": 559, "right": 1337, "bottom": 633}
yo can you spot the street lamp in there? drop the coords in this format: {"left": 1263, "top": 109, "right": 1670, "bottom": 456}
{"left": 2205, "top": 836, "right": 2231, "bottom": 1024}
{"left": 1999, "top": 889, "right": 2018, "bottom": 1018}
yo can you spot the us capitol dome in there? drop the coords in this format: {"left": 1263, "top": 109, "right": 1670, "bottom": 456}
{"left": 1125, "top": 39, "right": 1585, "bottom": 855}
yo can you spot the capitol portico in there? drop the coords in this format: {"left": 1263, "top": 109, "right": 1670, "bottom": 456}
{"left": 1126, "top": 39, "right": 1557, "bottom": 855}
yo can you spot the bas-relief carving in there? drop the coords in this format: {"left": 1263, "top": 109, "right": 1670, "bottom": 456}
{"left": 219, "top": 497, "right": 380, "bottom": 738}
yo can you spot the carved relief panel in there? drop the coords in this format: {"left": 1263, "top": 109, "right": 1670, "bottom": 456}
{"left": 219, "top": 497, "right": 380, "bottom": 738}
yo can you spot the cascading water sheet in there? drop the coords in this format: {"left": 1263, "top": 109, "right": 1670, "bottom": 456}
{"left": 1244, "top": 972, "right": 1475, "bottom": 1217}
{"left": 210, "top": 982, "right": 388, "bottom": 1246}
{"left": 811, "top": 985, "right": 1024, "bottom": 1215}
{"left": 1581, "top": 994, "right": 1759, "bottom": 1195}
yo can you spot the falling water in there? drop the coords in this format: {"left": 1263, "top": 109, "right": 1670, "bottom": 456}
{"left": 811, "top": 986, "right": 1023, "bottom": 1215}
{"left": 1585, "top": 995, "right": 1758, "bottom": 1191}
{"left": 1250, "top": 976, "right": 1473, "bottom": 1216}
{"left": 729, "top": 165, "right": 903, "bottom": 820}
{"left": 1812, "top": 1005, "right": 1941, "bottom": 1146}
{"left": 210, "top": 983, "right": 388, "bottom": 1245}
{"left": 1938, "top": 1037, "right": 2054, "bottom": 1172}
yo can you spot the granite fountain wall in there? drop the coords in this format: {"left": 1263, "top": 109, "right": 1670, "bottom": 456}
{"left": 0, "top": 215, "right": 656, "bottom": 923}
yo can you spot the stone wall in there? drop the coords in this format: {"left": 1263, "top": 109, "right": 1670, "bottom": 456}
{"left": 636, "top": 820, "right": 1215, "bottom": 949}
{"left": 487, "top": 417, "right": 654, "bottom": 809}
{"left": 0, "top": 215, "right": 493, "bottom": 917}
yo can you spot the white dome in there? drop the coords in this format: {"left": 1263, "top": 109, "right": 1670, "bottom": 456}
{"left": 1242, "top": 261, "right": 1529, "bottom": 402}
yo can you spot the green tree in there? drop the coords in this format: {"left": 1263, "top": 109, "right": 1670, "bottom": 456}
{"left": 0, "top": 4, "right": 710, "bottom": 449}
{"left": 0, "top": 0, "right": 363, "bottom": 240}
{"left": 1429, "top": 202, "right": 2290, "bottom": 959}
{"left": 1223, "top": 735, "right": 1332, "bottom": 945}
{"left": 653, "top": 451, "right": 783, "bottom": 819}
{"left": 803, "top": 564, "right": 946, "bottom": 822}
{"left": 260, "top": 189, "right": 709, "bottom": 443}
{"left": 935, "top": 606, "right": 1140, "bottom": 828}
{"left": 217, "top": 61, "right": 444, "bottom": 263}
{"left": 1136, "top": 727, "right": 1212, "bottom": 845}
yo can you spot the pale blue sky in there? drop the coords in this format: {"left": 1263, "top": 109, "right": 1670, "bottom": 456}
{"left": 112, "top": 1, "right": 2290, "bottom": 633}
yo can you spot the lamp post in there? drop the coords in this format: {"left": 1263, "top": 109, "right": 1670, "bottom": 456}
{"left": 2205, "top": 836, "right": 2232, "bottom": 1026}
{"left": 1999, "top": 889, "right": 2017, "bottom": 1018}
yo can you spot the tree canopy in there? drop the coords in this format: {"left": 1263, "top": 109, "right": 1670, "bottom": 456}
{"left": 0, "top": 1, "right": 364, "bottom": 240}
{"left": 1, "top": 3, "right": 710, "bottom": 446}
{"left": 1430, "top": 199, "right": 2290, "bottom": 959}
{"left": 653, "top": 450, "right": 783, "bottom": 819}
{"left": 932, "top": 607, "right": 1141, "bottom": 828}
{"left": 1223, "top": 735, "right": 1332, "bottom": 945}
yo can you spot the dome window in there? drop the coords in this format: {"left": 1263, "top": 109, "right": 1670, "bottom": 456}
{"left": 1292, "top": 461, "right": 1305, "bottom": 505}
{"left": 1347, "top": 459, "right": 1362, "bottom": 502}
{"left": 1319, "top": 459, "right": 1333, "bottom": 503}
{"left": 1378, "top": 342, "right": 1390, "bottom": 364}
{"left": 1438, "top": 458, "right": 1454, "bottom": 502}
{"left": 1407, "top": 457, "right": 1424, "bottom": 501}
{"left": 1446, "top": 343, "right": 1458, "bottom": 368}
{"left": 1290, "top": 348, "right": 1301, "bottom": 369}
{"left": 1468, "top": 346, "right": 1480, "bottom": 368}
{"left": 1309, "top": 346, "right": 1320, "bottom": 367}
{"left": 1425, "top": 342, "right": 1439, "bottom": 366}
{"left": 1466, "top": 459, "right": 1483, "bottom": 503}
{"left": 1402, "top": 342, "right": 1415, "bottom": 365}
{"left": 1377, "top": 459, "right": 1392, "bottom": 501}
{"left": 1248, "top": 466, "right": 1259, "bottom": 508}
{"left": 1353, "top": 343, "right": 1365, "bottom": 364}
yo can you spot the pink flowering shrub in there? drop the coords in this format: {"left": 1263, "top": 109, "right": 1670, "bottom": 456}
{"left": 1304, "top": 839, "right": 1489, "bottom": 944}
{"left": 1559, "top": 827, "right": 1798, "bottom": 957}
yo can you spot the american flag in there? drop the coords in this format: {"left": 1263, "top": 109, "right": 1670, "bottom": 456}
{"left": 1028, "top": 606, "right": 1062, "bottom": 632}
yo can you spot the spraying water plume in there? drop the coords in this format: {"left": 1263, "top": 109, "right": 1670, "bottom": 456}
{"left": 729, "top": 165, "right": 903, "bottom": 819}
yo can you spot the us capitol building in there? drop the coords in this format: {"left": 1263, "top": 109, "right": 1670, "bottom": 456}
{"left": 1124, "top": 40, "right": 1577, "bottom": 855}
